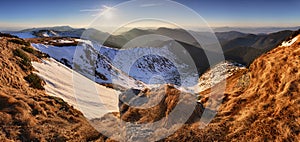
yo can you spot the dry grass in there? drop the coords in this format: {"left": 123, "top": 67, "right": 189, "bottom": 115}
{"left": 117, "top": 85, "right": 203, "bottom": 125}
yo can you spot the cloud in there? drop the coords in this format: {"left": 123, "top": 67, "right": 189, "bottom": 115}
{"left": 140, "top": 3, "right": 162, "bottom": 7}
{"left": 80, "top": 5, "right": 115, "bottom": 17}
{"left": 80, "top": 5, "right": 114, "bottom": 12}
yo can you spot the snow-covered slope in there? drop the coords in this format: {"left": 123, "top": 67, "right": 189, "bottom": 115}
{"left": 31, "top": 42, "right": 146, "bottom": 90}
{"left": 7, "top": 26, "right": 83, "bottom": 38}
{"left": 110, "top": 45, "right": 198, "bottom": 87}
{"left": 7, "top": 26, "right": 107, "bottom": 39}
{"left": 30, "top": 36, "right": 251, "bottom": 95}
{"left": 195, "top": 61, "right": 245, "bottom": 93}
{"left": 32, "top": 39, "right": 200, "bottom": 88}
{"left": 32, "top": 58, "right": 119, "bottom": 119}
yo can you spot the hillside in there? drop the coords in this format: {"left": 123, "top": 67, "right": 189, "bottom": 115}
{"left": 223, "top": 30, "right": 293, "bottom": 65}
{"left": 0, "top": 34, "right": 107, "bottom": 141}
{"left": 162, "top": 31, "right": 300, "bottom": 141}
{"left": 90, "top": 31, "right": 300, "bottom": 141}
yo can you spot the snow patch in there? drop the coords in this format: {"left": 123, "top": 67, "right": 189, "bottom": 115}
{"left": 195, "top": 61, "right": 245, "bottom": 93}
{"left": 32, "top": 58, "right": 119, "bottom": 119}
{"left": 42, "top": 32, "right": 49, "bottom": 37}
{"left": 281, "top": 36, "right": 298, "bottom": 47}
{"left": 57, "top": 39, "right": 74, "bottom": 43}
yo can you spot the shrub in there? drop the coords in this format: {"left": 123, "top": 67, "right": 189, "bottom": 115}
{"left": 8, "top": 39, "right": 30, "bottom": 47}
{"left": 24, "top": 73, "right": 44, "bottom": 90}
{"left": 13, "top": 49, "right": 32, "bottom": 71}
{"left": 21, "top": 47, "right": 35, "bottom": 54}
{"left": 13, "top": 48, "right": 28, "bottom": 59}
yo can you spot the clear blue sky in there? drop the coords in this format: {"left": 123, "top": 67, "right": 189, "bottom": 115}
{"left": 0, "top": 0, "right": 299, "bottom": 30}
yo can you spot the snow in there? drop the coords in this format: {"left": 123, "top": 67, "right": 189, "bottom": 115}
{"left": 42, "top": 32, "right": 49, "bottom": 37}
{"left": 49, "top": 30, "right": 60, "bottom": 37}
{"left": 31, "top": 43, "right": 75, "bottom": 62}
{"left": 281, "top": 36, "right": 298, "bottom": 47}
{"left": 195, "top": 61, "right": 245, "bottom": 93}
{"left": 58, "top": 39, "right": 74, "bottom": 43}
{"left": 75, "top": 39, "right": 93, "bottom": 46}
{"left": 32, "top": 58, "right": 119, "bottom": 119}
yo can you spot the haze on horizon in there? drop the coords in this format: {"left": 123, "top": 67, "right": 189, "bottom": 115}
{"left": 0, "top": 0, "right": 299, "bottom": 32}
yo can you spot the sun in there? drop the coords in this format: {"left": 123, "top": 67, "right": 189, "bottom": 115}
{"left": 100, "top": 5, "right": 115, "bottom": 19}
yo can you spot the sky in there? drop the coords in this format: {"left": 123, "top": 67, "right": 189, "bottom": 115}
{"left": 0, "top": 0, "right": 299, "bottom": 31}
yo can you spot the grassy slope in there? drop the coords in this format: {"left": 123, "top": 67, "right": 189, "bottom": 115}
{"left": 0, "top": 35, "right": 107, "bottom": 141}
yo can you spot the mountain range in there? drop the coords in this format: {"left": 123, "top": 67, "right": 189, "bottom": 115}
{"left": 7, "top": 26, "right": 295, "bottom": 70}
{"left": 0, "top": 26, "right": 299, "bottom": 141}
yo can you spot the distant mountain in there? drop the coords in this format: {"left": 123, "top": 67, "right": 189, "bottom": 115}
{"left": 117, "top": 27, "right": 294, "bottom": 67}
{"left": 110, "top": 27, "right": 295, "bottom": 69}
{"left": 213, "top": 26, "right": 300, "bottom": 34}
{"left": 223, "top": 30, "right": 293, "bottom": 65}
{"left": 215, "top": 31, "right": 248, "bottom": 43}
{"left": 7, "top": 26, "right": 110, "bottom": 41}
{"left": 19, "top": 26, "right": 75, "bottom": 32}
{"left": 8, "top": 26, "right": 83, "bottom": 38}
{"left": 121, "top": 28, "right": 154, "bottom": 40}
{"left": 11, "top": 26, "right": 298, "bottom": 76}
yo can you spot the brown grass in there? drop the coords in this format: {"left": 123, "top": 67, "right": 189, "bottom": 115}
{"left": 117, "top": 85, "right": 203, "bottom": 125}
{"left": 26, "top": 37, "right": 78, "bottom": 47}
